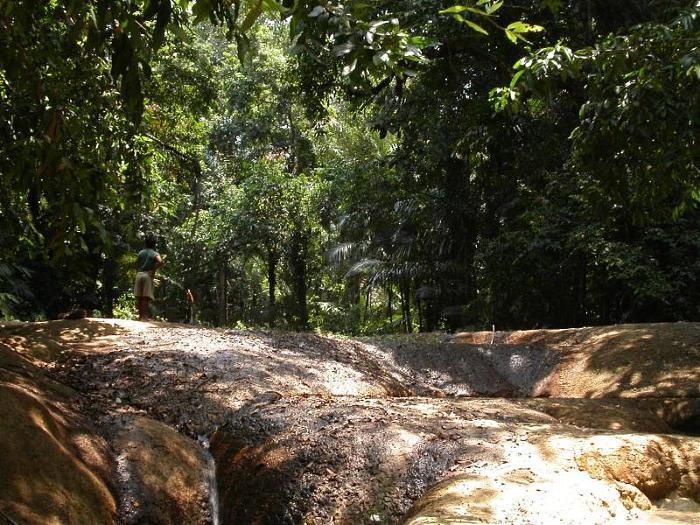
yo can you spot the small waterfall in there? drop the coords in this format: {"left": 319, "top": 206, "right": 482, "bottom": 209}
{"left": 199, "top": 436, "right": 220, "bottom": 525}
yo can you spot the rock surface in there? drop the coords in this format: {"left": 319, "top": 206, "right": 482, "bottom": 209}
{"left": 452, "top": 323, "right": 700, "bottom": 398}
{"left": 0, "top": 344, "right": 117, "bottom": 525}
{"left": 111, "top": 416, "right": 215, "bottom": 525}
{"left": 1, "top": 319, "right": 699, "bottom": 524}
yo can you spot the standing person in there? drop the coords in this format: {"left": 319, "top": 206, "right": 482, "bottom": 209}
{"left": 134, "top": 235, "right": 164, "bottom": 321}
{"left": 185, "top": 288, "right": 196, "bottom": 324}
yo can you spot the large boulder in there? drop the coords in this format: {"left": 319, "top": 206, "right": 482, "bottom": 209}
{"left": 110, "top": 416, "right": 216, "bottom": 525}
{"left": 452, "top": 323, "right": 700, "bottom": 398}
{"left": 0, "top": 345, "right": 117, "bottom": 524}
{"left": 210, "top": 395, "right": 700, "bottom": 525}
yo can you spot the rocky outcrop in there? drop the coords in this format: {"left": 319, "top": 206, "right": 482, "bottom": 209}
{"left": 452, "top": 322, "right": 700, "bottom": 399}
{"left": 2, "top": 319, "right": 699, "bottom": 524}
{"left": 576, "top": 436, "right": 700, "bottom": 502}
{"left": 0, "top": 324, "right": 218, "bottom": 525}
{"left": 0, "top": 345, "right": 117, "bottom": 524}
{"left": 111, "top": 416, "right": 215, "bottom": 525}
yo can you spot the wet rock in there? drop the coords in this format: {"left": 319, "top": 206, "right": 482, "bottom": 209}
{"left": 614, "top": 482, "right": 652, "bottom": 511}
{"left": 112, "top": 416, "right": 213, "bottom": 525}
{"left": 575, "top": 436, "right": 700, "bottom": 501}
{"left": 210, "top": 397, "right": 547, "bottom": 524}
{"left": 4, "top": 319, "right": 700, "bottom": 525}
{"left": 0, "top": 347, "right": 117, "bottom": 524}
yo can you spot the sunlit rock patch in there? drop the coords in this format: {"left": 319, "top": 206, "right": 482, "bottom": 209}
{"left": 1, "top": 319, "right": 699, "bottom": 524}
{"left": 211, "top": 396, "right": 700, "bottom": 524}
{"left": 111, "top": 416, "right": 215, "bottom": 525}
{"left": 0, "top": 345, "right": 117, "bottom": 524}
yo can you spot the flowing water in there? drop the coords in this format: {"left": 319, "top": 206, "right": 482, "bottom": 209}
{"left": 200, "top": 439, "right": 220, "bottom": 525}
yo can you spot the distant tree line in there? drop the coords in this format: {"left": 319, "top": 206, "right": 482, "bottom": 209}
{"left": 1, "top": 1, "right": 698, "bottom": 331}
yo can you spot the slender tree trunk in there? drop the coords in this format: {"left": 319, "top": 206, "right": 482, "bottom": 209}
{"left": 444, "top": 157, "right": 477, "bottom": 329}
{"left": 224, "top": 265, "right": 228, "bottom": 324}
{"left": 267, "top": 251, "right": 278, "bottom": 328}
{"left": 218, "top": 263, "right": 227, "bottom": 326}
{"left": 102, "top": 255, "right": 116, "bottom": 318}
{"left": 386, "top": 283, "right": 393, "bottom": 323}
{"left": 572, "top": 255, "right": 588, "bottom": 327}
{"left": 364, "top": 287, "right": 371, "bottom": 324}
{"left": 579, "top": 257, "right": 588, "bottom": 325}
{"left": 401, "top": 278, "right": 413, "bottom": 333}
{"left": 294, "top": 258, "right": 308, "bottom": 330}
{"left": 289, "top": 230, "right": 309, "bottom": 330}
{"left": 286, "top": 107, "right": 302, "bottom": 175}
{"left": 586, "top": 0, "right": 593, "bottom": 43}
{"left": 421, "top": 279, "right": 438, "bottom": 332}
{"left": 400, "top": 283, "right": 406, "bottom": 332}
{"left": 417, "top": 296, "right": 424, "bottom": 332}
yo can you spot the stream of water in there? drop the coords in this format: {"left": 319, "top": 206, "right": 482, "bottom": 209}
{"left": 204, "top": 450, "right": 219, "bottom": 525}
{"left": 201, "top": 444, "right": 220, "bottom": 525}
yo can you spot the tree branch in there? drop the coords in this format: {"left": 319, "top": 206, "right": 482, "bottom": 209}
{"left": 141, "top": 132, "right": 201, "bottom": 169}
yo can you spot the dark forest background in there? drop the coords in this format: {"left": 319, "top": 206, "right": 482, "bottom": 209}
{"left": 1, "top": 0, "right": 699, "bottom": 332}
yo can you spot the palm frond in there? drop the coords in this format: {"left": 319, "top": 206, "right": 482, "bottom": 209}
{"left": 344, "top": 258, "right": 385, "bottom": 278}
{"left": 327, "top": 242, "right": 358, "bottom": 264}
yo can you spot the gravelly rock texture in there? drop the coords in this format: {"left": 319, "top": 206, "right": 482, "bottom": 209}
{"left": 1, "top": 319, "right": 699, "bottom": 524}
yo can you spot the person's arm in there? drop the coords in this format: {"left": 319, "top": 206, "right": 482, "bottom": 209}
{"left": 151, "top": 254, "right": 164, "bottom": 277}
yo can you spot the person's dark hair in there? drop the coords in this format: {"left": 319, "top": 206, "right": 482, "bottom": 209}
{"left": 145, "top": 234, "right": 157, "bottom": 249}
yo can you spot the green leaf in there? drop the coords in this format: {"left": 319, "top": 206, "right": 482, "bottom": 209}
{"left": 439, "top": 5, "right": 468, "bottom": 14}
{"left": 368, "top": 20, "right": 389, "bottom": 30}
{"left": 333, "top": 41, "right": 354, "bottom": 56}
{"left": 288, "top": 43, "right": 306, "bottom": 55}
{"left": 407, "top": 35, "right": 437, "bottom": 48}
{"left": 0, "top": 293, "right": 20, "bottom": 305}
{"left": 262, "top": 0, "right": 283, "bottom": 12}
{"left": 540, "top": 0, "right": 564, "bottom": 14}
{"left": 464, "top": 19, "right": 489, "bottom": 35}
{"left": 121, "top": 65, "right": 143, "bottom": 125}
{"left": 169, "top": 23, "right": 192, "bottom": 42}
{"left": 235, "top": 32, "right": 251, "bottom": 61}
{"left": 687, "top": 64, "right": 700, "bottom": 80}
{"left": 152, "top": 0, "right": 172, "bottom": 50}
{"left": 342, "top": 58, "right": 358, "bottom": 76}
{"left": 110, "top": 33, "right": 133, "bottom": 78}
{"left": 506, "top": 21, "right": 545, "bottom": 34}
{"left": 372, "top": 51, "right": 390, "bottom": 65}
{"left": 464, "top": 6, "right": 489, "bottom": 16}
{"left": 486, "top": 1, "right": 504, "bottom": 14}
{"left": 510, "top": 69, "right": 525, "bottom": 87}
{"left": 192, "top": 0, "right": 213, "bottom": 23}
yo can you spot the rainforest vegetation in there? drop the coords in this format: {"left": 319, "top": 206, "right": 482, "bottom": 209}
{"left": 1, "top": 0, "right": 699, "bottom": 333}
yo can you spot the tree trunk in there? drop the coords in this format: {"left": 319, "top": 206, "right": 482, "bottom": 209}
{"left": 217, "top": 263, "right": 227, "bottom": 326}
{"left": 267, "top": 251, "right": 278, "bottom": 328}
{"left": 401, "top": 278, "right": 413, "bottom": 333}
{"left": 586, "top": 0, "right": 593, "bottom": 43}
{"left": 102, "top": 255, "right": 116, "bottom": 318}
{"left": 579, "top": 257, "right": 588, "bottom": 325}
{"left": 289, "top": 230, "right": 309, "bottom": 330}
{"left": 294, "top": 260, "right": 308, "bottom": 330}
{"left": 444, "top": 156, "right": 477, "bottom": 329}
{"left": 364, "top": 287, "right": 371, "bottom": 324}
{"left": 386, "top": 283, "right": 392, "bottom": 322}
{"left": 417, "top": 296, "right": 424, "bottom": 332}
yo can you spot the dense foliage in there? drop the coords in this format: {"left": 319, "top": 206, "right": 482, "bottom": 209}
{"left": 2, "top": 1, "right": 699, "bottom": 331}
